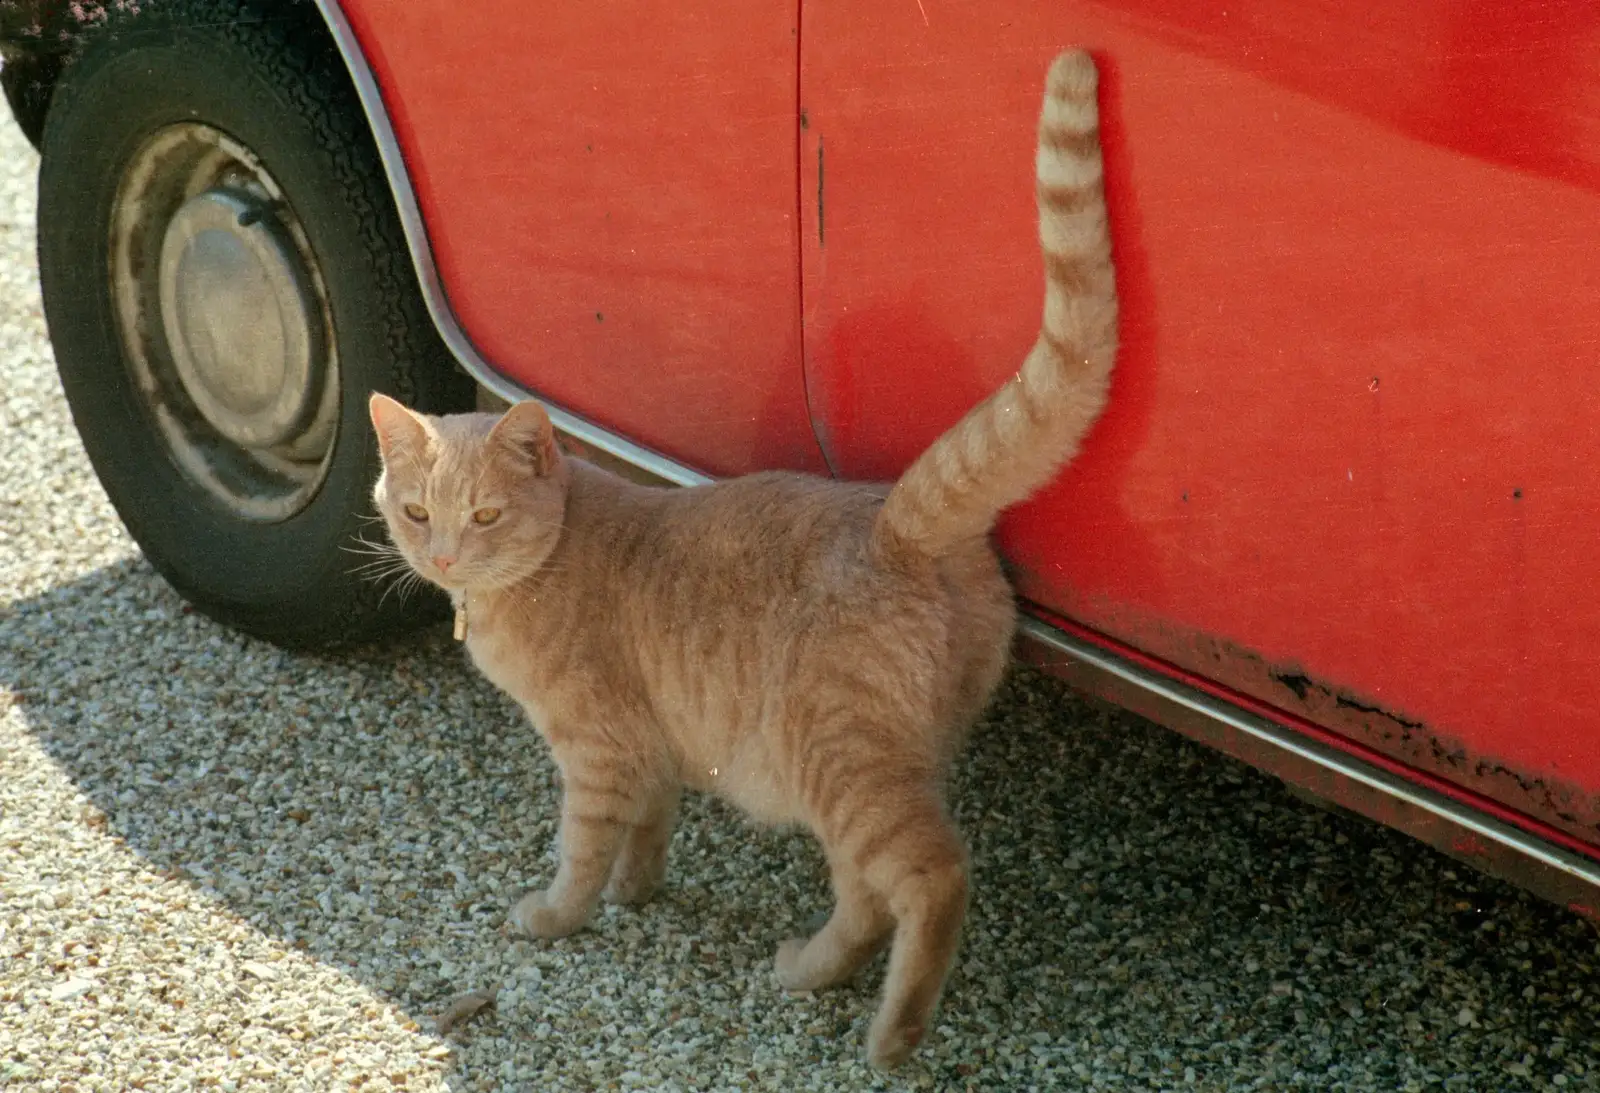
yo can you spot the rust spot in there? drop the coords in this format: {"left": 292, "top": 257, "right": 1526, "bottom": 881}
{"left": 1097, "top": 612, "right": 1600, "bottom": 846}
{"left": 1273, "top": 672, "right": 1311, "bottom": 701}
{"left": 1259, "top": 660, "right": 1597, "bottom": 839}
{"left": 1332, "top": 693, "right": 1423, "bottom": 732}
{"left": 1022, "top": 623, "right": 1600, "bottom": 918}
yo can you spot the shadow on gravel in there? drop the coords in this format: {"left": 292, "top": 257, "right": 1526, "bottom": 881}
{"left": 5, "top": 556, "right": 1599, "bottom": 1090}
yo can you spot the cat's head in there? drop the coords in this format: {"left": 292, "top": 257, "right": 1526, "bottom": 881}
{"left": 368, "top": 393, "right": 570, "bottom": 594}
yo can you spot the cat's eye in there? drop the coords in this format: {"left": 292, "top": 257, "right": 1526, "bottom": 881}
{"left": 403, "top": 503, "right": 429, "bottom": 522}
{"left": 472, "top": 507, "right": 502, "bottom": 526}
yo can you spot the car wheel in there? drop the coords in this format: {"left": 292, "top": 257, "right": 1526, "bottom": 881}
{"left": 36, "top": 0, "right": 472, "bottom": 648}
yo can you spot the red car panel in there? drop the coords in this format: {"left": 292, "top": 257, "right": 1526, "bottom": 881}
{"left": 799, "top": 0, "right": 1600, "bottom": 845}
{"left": 338, "top": 0, "right": 828, "bottom": 477}
{"left": 329, "top": 0, "right": 1597, "bottom": 860}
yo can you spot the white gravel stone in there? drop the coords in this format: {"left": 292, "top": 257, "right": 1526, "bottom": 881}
{"left": 3, "top": 87, "right": 1600, "bottom": 1093}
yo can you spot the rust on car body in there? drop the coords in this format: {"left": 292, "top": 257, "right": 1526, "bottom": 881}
{"left": 1017, "top": 616, "right": 1600, "bottom": 924}
{"left": 1081, "top": 615, "right": 1600, "bottom": 849}
{"left": 1259, "top": 660, "right": 1600, "bottom": 847}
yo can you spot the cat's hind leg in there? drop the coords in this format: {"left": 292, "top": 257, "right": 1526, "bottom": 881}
{"left": 857, "top": 797, "right": 968, "bottom": 1069}
{"left": 603, "top": 783, "right": 680, "bottom": 906}
{"left": 510, "top": 752, "right": 638, "bottom": 938}
{"left": 789, "top": 733, "right": 970, "bottom": 1069}
{"left": 805, "top": 780, "right": 967, "bottom": 1070}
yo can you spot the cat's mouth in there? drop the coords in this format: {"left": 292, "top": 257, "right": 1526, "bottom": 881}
{"left": 429, "top": 570, "right": 467, "bottom": 592}
{"left": 427, "top": 567, "right": 504, "bottom": 595}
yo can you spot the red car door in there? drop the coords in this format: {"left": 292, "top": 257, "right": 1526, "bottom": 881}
{"left": 800, "top": 0, "right": 1600, "bottom": 848}
{"left": 339, "top": 0, "right": 826, "bottom": 477}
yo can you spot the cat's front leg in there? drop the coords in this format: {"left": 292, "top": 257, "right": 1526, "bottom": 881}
{"left": 510, "top": 757, "right": 636, "bottom": 939}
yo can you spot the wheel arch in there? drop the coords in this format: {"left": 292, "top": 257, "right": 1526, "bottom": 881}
{"left": 6, "top": 0, "right": 706, "bottom": 487}
{"left": 306, "top": 0, "right": 708, "bottom": 488}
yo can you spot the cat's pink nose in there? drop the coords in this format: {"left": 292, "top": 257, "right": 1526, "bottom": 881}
{"left": 432, "top": 554, "right": 456, "bottom": 573}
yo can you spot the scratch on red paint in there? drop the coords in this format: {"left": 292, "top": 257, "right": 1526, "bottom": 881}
{"left": 914, "top": 0, "right": 929, "bottom": 26}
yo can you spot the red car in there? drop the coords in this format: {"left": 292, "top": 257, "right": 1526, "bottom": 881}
{"left": 7, "top": 0, "right": 1597, "bottom": 915}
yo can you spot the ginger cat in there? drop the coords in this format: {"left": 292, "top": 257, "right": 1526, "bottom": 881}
{"left": 368, "top": 50, "right": 1117, "bottom": 1069}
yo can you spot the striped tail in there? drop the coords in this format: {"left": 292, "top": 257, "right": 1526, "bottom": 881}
{"left": 874, "top": 50, "right": 1118, "bottom": 557}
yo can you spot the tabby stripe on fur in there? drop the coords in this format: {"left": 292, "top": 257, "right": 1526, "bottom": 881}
{"left": 874, "top": 50, "right": 1117, "bottom": 556}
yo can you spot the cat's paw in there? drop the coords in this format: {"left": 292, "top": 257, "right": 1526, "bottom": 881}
{"left": 774, "top": 937, "right": 837, "bottom": 993}
{"left": 773, "top": 911, "right": 853, "bottom": 992}
{"left": 508, "top": 890, "right": 590, "bottom": 939}
{"left": 865, "top": 1010, "right": 925, "bottom": 1071}
{"left": 600, "top": 873, "right": 657, "bottom": 906}
{"left": 773, "top": 937, "right": 811, "bottom": 992}
{"left": 602, "top": 857, "right": 665, "bottom": 906}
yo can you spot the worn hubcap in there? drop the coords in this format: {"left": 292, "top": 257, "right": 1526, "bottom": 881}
{"left": 110, "top": 123, "right": 339, "bottom": 522}
{"left": 158, "top": 188, "right": 326, "bottom": 450}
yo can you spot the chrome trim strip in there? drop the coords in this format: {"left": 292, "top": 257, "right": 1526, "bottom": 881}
{"left": 1018, "top": 616, "right": 1600, "bottom": 890}
{"left": 308, "top": 0, "right": 712, "bottom": 488}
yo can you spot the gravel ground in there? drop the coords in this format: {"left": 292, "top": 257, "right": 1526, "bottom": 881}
{"left": 3, "top": 108, "right": 1600, "bottom": 1093}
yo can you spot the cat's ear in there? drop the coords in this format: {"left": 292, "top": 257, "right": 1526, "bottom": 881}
{"left": 368, "top": 392, "right": 431, "bottom": 463}
{"left": 488, "top": 399, "right": 560, "bottom": 476}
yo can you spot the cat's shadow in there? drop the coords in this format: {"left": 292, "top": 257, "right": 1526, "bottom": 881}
{"left": 5, "top": 556, "right": 1591, "bottom": 1088}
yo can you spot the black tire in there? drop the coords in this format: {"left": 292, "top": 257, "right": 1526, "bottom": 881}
{"left": 37, "top": 0, "right": 472, "bottom": 648}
